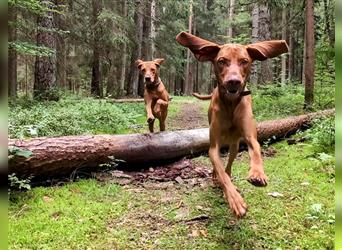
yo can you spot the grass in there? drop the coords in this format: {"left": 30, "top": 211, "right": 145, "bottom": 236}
{"left": 8, "top": 84, "right": 335, "bottom": 249}
{"left": 9, "top": 141, "right": 334, "bottom": 249}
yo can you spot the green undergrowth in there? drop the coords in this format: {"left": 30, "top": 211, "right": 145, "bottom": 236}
{"left": 9, "top": 84, "right": 334, "bottom": 139}
{"left": 9, "top": 140, "right": 334, "bottom": 249}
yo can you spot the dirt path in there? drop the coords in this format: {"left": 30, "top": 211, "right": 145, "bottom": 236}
{"left": 168, "top": 102, "right": 208, "bottom": 130}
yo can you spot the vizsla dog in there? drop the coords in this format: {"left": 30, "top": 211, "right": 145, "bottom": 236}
{"left": 136, "top": 59, "right": 169, "bottom": 133}
{"left": 176, "top": 32, "right": 288, "bottom": 217}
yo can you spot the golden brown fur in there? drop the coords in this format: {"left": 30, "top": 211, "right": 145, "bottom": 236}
{"left": 176, "top": 32, "right": 288, "bottom": 217}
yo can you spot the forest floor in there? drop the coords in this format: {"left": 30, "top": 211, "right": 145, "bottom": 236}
{"left": 8, "top": 86, "right": 335, "bottom": 249}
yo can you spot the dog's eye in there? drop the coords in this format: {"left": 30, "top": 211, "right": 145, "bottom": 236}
{"left": 142, "top": 69, "right": 146, "bottom": 72}
{"left": 240, "top": 59, "right": 249, "bottom": 66}
{"left": 217, "top": 60, "right": 225, "bottom": 66}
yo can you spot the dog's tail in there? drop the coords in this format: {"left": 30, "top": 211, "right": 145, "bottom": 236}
{"left": 192, "top": 92, "right": 213, "bottom": 100}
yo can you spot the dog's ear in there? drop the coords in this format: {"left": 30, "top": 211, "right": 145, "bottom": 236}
{"left": 153, "top": 58, "right": 164, "bottom": 66}
{"left": 135, "top": 59, "right": 144, "bottom": 69}
{"left": 246, "top": 40, "right": 289, "bottom": 61}
{"left": 176, "top": 32, "right": 220, "bottom": 62}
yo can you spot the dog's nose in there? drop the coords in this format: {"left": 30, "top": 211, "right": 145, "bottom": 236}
{"left": 145, "top": 76, "right": 151, "bottom": 82}
{"left": 227, "top": 78, "right": 241, "bottom": 86}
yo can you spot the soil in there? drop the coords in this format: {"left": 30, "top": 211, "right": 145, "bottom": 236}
{"left": 168, "top": 102, "right": 208, "bottom": 130}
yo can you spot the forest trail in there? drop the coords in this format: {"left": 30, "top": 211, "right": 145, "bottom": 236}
{"left": 168, "top": 101, "right": 208, "bottom": 130}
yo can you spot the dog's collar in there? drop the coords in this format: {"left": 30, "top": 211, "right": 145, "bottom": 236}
{"left": 145, "top": 78, "right": 161, "bottom": 90}
{"left": 240, "top": 90, "right": 251, "bottom": 96}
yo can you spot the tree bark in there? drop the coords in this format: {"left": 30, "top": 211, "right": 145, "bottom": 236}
{"left": 250, "top": 3, "right": 259, "bottom": 85}
{"left": 227, "top": 0, "right": 235, "bottom": 41}
{"left": 150, "top": 0, "right": 156, "bottom": 58}
{"left": 281, "top": 8, "right": 287, "bottom": 86}
{"left": 304, "top": 0, "right": 315, "bottom": 109}
{"left": 119, "top": 0, "right": 128, "bottom": 96}
{"left": 127, "top": 0, "right": 143, "bottom": 96}
{"left": 91, "top": 0, "right": 102, "bottom": 97}
{"left": 184, "top": 0, "right": 193, "bottom": 95}
{"left": 34, "top": 0, "right": 57, "bottom": 100}
{"left": 9, "top": 109, "right": 334, "bottom": 178}
{"left": 8, "top": 3, "right": 17, "bottom": 98}
{"left": 56, "top": 0, "right": 67, "bottom": 89}
{"left": 258, "top": 2, "right": 273, "bottom": 84}
{"left": 287, "top": 0, "right": 294, "bottom": 82}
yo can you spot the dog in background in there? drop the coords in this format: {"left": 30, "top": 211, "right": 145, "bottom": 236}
{"left": 136, "top": 59, "right": 169, "bottom": 133}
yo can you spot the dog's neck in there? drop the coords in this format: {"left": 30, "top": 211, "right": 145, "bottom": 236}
{"left": 145, "top": 77, "right": 161, "bottom": 90}
{"left": 218, "top": 85, "right": 251, "bottom": 107}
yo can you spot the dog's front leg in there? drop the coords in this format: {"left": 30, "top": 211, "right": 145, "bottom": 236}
{"left": 144, "top": 94, "right": 155, "bottom": 124}
{"left": 244, "top": 128, "right": 268, "bottom": 187}
{"left": 208, "top": 136, "right": 247, "bottom": 218}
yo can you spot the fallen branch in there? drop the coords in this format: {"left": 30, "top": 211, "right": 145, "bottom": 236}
{"left": 8, "top": 109, "right": 334, "bottom": 178}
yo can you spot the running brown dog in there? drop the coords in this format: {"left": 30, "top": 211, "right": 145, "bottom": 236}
{"left": 136, "top": 59, "right": 169, "bottom": 133}
{"left": 176, "top": 32, "right": 288, "bottom": 217}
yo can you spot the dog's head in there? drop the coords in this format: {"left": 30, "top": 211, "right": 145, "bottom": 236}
{"left": 176, "top": 32, "right": 288, "bottom": 97}
{"left": 136, "top": 59, "right": 165, "bottom": 86}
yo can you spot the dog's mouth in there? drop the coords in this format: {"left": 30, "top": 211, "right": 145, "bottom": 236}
{"left": 227, "top": 89, "right": 238, "bottom": 94}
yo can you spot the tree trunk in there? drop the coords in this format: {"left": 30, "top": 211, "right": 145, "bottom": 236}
{"left": 34, "top": 0, "right": 57, "bottom": 100}
{"left": 127, "top": 0, "right": 143, "bottom": 96}
{"left": 281, "top": 8, "right": 287, "bottom": 86}
{"left": 227, "top": 0, "right": 235, "bottom": 41}
{"left": 288, "top": 0, "right": 294, "bottom": 83}
{"left": 90, "top": 0, "right": 102, "bottom": 97}
{"left": 184, "top": 0, "right": 193, "bottom": 95}
{"left": 258, "top": 2, "right": 273, "bottom": 84}
{"left": 304, "top": 0, "right": 315, "bottom": 109}
{"left": 8, "top": 3, "right": 17, "bottom": 98}
{"left": 119, "top": 0, "right": 128, "bottom": 96}
{"left": 9, "top": 109, "right": 334, "bottom": 178}
{"left": 56, "top": 0, "right": 67, "bottom": 89}
{"left": 250, "top": 3, "right": 259, "bottom": 85}
{"left": 150, "top": 0, "right": 156, "bottom": 58}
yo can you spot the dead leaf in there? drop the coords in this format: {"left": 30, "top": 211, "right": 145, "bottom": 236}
{"left": 51, "top": 211, "right": 61, "bottom": 220}
{"left": 190, "top": 229, "right": 199, "bottom": 237}
{"left": 199, "top": 229, "right": 208, "bottom": 237}
{"left": 267, "top": 192, "right": 284, "bottom": 198}
{"left": 43, "top": 196, "right": 54, "bottom": 203}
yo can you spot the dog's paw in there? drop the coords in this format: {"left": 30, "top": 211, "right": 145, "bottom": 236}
{"left": 224, "top": 188, "right": 247, "bottom": 218}
{"left": 147, "top": 116, "right": 155, "bottom": 124}
{"left": 247, "top": 169, "right": 268, "bottom": 187}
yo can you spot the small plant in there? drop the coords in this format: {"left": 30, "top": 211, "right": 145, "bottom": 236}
{"left": 8, "top": 173, "right": 31, "bottom": 193}
{"left": 306, "top": 116, "right": 335, "bottom": 153}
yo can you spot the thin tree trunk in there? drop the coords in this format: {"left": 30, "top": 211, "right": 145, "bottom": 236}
{"left": 8, "top": 3, "right": 17, "bottom": 98}
{"left": 150, "top": 0, "right": 156, "bottom": 58}
{"left": 119, "top": 0, "right": 128, "bottom": 96}
{"left": 281, "top": 8, "right": 287, "bottom": 86}
{"left": 250, "top": 3, "right": 259, "bottom": 85}
{"left": 258, "top": 2, "right": 273, "bottom": 84}
{"left": 184, "top": 0, "right": 193, "bottom": 95}
{"left": 304, "top": 0, "right": 315, "bottom": 109}
{"left": 56, "top": 0, "right": 67, "bottom": 89}
{"left": 288, "top": 0, "right": 294, "bottom": 83}
{"left": 91, "top": 0, "right": 102, "bottom": 97}
{"left": 9, "top": 109, "right": 335, "bottom": 178}
{"left": 34, "top": 0, "right": 57, "bottom": 100}
{"left": 227, "top": 0, "right": 235, "bottom": 41}
{"left": 127, "top": 0, "right": 143, "bottom": 96}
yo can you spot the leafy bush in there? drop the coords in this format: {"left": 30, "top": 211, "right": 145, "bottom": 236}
{"left": 9, "top": 97, "right": 145, "bottom": 139}
{"left": 305, "top": 116, "right": 335, "bottom": 153}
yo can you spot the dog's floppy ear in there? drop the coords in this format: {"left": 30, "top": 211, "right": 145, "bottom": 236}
{"left": 246, "top": 40, "right": 289, "bottom": 61}
{"left": 153, "top": 58, "right": 164, "bottom": 66}
{"left": 176, "top": 31, "right": 220, "bottom": 62}
{"left": 135, "top": 59, "right": 144, "bottom": 69}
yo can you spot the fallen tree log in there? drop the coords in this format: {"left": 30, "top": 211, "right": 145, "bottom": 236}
{"left": 9, "top": 109, "right": 334, "bottom": 178}
{"left": 109, "top": 98, "right": 145, "bottom": 103}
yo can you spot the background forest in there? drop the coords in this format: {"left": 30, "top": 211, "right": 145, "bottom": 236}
{"left": 8, "top": 0, "right": 334, "bottom": 103}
